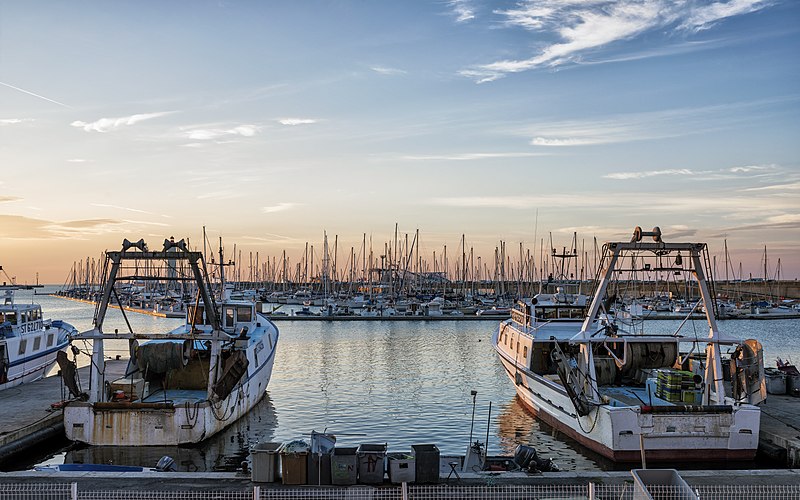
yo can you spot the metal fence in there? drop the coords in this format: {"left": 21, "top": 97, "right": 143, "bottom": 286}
{"left": 0, "top": 483, "right": 799, "bottom": 500}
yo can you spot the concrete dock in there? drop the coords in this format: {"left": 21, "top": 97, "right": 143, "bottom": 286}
{"left": 0, "top": 359, "right": 128, "bottom": 466}
{"left": 759, "top": 393, "right": 800, "bottom": 466}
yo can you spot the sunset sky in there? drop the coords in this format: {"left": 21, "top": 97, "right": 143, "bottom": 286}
{"left": 1, "top": 1, "right": 798, "bottom": 283}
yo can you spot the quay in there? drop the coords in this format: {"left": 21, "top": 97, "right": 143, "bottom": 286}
{"left": 759, "top": 393, "right": 800, "bottom": 466}
{"left": 0, "top": 360, "right": 128, "bottom": 467}
{"left": 0, "top": 469, "right": 799, "bottom": 498}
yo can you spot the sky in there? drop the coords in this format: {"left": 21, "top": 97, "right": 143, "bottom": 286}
{"left": 1, "top": 0, "right": 799, "bottom": 284}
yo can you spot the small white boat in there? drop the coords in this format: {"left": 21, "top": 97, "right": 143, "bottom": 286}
{"left": 63, "top": 238, "right": 279, "bottom": 446}
{"left": 0, "top": 279, "right": 76, "bottom": 390}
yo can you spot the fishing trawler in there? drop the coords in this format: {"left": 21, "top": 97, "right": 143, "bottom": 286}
{"left": 493, "top": 227, "right": 765, "bottom": 462}
{"left": 63, "top": 238, "right": 279, "bottom": 446}
{"left": 0, "top": 268, "right": 77, "bottom": 390}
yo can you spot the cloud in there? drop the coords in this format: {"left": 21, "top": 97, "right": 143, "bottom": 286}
{"left": 401, "top": 152, "right": 548, "bottom": 161}
{"left": 67, "top": 158, "right": 88, "bottom": 163}
{"left": 604, "top": 165, "right": 777, "bottom": 180}
{"left": 1, "top": 118, "right": 34, "bottom": 125}
{"left": 183, "top": 124, "right": 259, "bottom": 141}
{"left": 743, "top": 181, "right": 800, "bottom": 192}
{"left": 72, "top": 111, "right": 174, "bottom": 132}
{"left": 531, "top": 137, "right": 610, "bottom": 147}
{"left": 462, "top": 0, "right": 775, "bottom": 82}
{"left": 0, "top": 214, "right": 126, "bottom": 240}
{"left": 196, "top": 190, "right": 244, "bottom": 200}
{"left": 448, "top": 0, "right": 476, "bottom": 22}
{"left": 370, "top": 66, "right": 407, "bottom": 76}
{"left": 681, "top": 0, "right": 774, "bottom": 31}
{"left": 522, "top": 101, "right": 794, "bottom": 147}
{"left": 91, "top": 203, "right": 171, "bottom": 218}
{"left": 261, "top": 203, "right": 300, "bottom": 214}
{"left": 277, "top": 118, "right": 317, "bottom": 126}
{"left": 605, "top": 168, "right": 696, "bottom": 180}
{"left": 1, "top": 196, "right": 21, "bottom": 203}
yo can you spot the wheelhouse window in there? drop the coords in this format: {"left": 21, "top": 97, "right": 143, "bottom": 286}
{"left": 225, "top": 307, "right": 235, "bottom": 328}
{"left": 236, "top": 306, "right": 252, "bottom": 323}
{"left": 47, "top": 334, "right": 54, "bottom": 347}
{"left": 33, "top": 337, "right": 41, "bottom": 351}
{"left": 18, "top": 339, "right": 27, "bottom": 355}
{"left": 189, "top": 305, "right": 207, "bottom": 325}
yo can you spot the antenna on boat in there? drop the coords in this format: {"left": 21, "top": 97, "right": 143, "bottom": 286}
{"left": 484, "top": 400, "right": 492, "bottom": 464}
{"left": 468, "top": 390, "right": 477, "bottom": 446}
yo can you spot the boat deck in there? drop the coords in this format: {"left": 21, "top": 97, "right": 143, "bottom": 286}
{"left": 142, "top": 389, "right": 206, "bottom": 404}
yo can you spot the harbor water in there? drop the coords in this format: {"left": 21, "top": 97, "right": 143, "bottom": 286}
{"left": 7, "top": 287, "right": 800, "bottom": 472}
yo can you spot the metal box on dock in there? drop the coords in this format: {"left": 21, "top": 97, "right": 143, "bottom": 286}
{"left": 331, "top": 447, "right": 358, "bottom": 486}
{"left": 307, "top": 453, "right": 332, "bottom": 485}
{"left": 786, "top": 375, "right": 800, "bottom": 396}
{"left": 250, "top": 442, "right": 281, "bottom": 483}
{"left": 411, "top": 444, "right": 440, "bottom": 484}
{"left": 766, "top": 370, "right": 787, "bottom": 395}
{"left": 280, "top": 451, "right": 308, "bottom": 485}
{"left": 356, "top": 443, "right": 387, "bottom": 484}
{"left": 631, "top": 468, "right": 698, "bottom": 499}
{"left": 387, "top": 453, "right": 415, "bottom": 484}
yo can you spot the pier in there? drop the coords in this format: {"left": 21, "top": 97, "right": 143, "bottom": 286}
{"left": 0, "top": 360, "right": 127, "bottom": 466}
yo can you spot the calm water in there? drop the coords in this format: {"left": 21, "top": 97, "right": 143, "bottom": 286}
{"left": 7, "top": 287, "right": 800, "bottom": 472}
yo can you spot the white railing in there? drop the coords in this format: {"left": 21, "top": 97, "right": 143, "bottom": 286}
{"left": 1, "top": 483, "right": 798, "bottom": 500}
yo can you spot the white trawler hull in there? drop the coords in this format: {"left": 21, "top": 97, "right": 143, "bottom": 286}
{"left": 64, "top": 321, "right": 277, "bottom": 446}
{"left": 0, "top": 323, "right": 74, "bottom": 391}
{"left": 494, "top": 329, "right": 760, "bottom": 462}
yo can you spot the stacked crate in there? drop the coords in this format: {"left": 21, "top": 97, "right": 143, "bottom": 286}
{"left": 655, "top": 369, "right": 696, "bottom": 403}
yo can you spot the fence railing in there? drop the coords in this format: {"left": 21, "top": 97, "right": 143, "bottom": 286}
{"left": 1, "top": 483, "right": 799, "bottom": 500}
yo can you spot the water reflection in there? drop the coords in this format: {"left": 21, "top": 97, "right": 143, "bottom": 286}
{"left": 494, "top": 395, "right": 606, "bottom": 471}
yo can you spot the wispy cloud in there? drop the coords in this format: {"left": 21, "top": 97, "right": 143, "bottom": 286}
{"left": 742, "top": 181, "right": 800, "bottom": 192}
{"left": 462, "top": 0, "right": 776, "bottom": 82}
{"left": 277, "top": 118, "right": 317, "bottom": 126}
{"left": 447, "top": 0, "right": 476, "bottom": 23}
{"left": 91, "top": 203, "right": 171, "bottom": 218}
{"left": 0, "top": 81, "right": 70, "bottom": 107}
{"left": 196, "top": 190, "right": 244, "bottom": 201}
{"left": 1, "top": 118, "right": 34, "bottom": 125}
{"left": 401, "top": 152, "right": 549, "bottom": 161}
{"left": 67, "top": 158, "right": 89, "bottom": 163}
{"left": 524, "top": 99, "right": 794, "bottom": 147}
{"left": 0, "top": 214, "right": 130, "bottom": 241}
{"left": 261, "top": 202, "right": 301, "bottom": 214}
{"left": 0, "top": 196, "right": 22, "bottom": 203}
{"left": 72, "top": 111, "right": 174, "bottom": 132}
{"left": 604, "top": 165, "right": 774, "bottom": 180}
{"left": 183, "top": 124, "right": 259, "bottom": 140}
{"left": 370, "top": 66, "right": 407, "bottom": 76}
